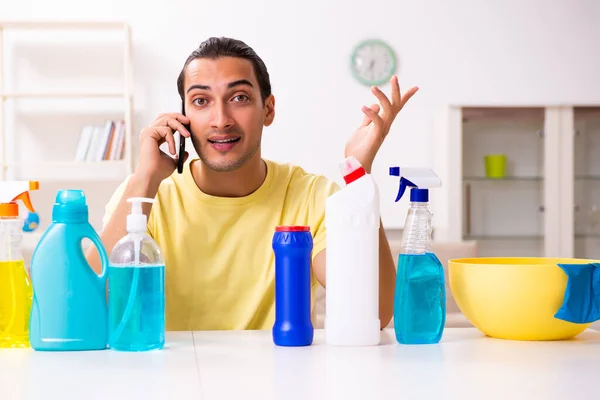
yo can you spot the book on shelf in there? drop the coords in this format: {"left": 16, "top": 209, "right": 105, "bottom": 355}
{"left": 74, "top": 120, "right": 126, "bottom": 162}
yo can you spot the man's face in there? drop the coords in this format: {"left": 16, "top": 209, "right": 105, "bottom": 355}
{"left": 183, "top": 56, "right": 274, "bottom": 172}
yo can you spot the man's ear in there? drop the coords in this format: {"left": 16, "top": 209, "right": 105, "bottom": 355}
{"left": 264, "top": 94, "right": 275, "bottom": 127}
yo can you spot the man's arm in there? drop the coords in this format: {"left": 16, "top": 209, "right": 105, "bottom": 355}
{"left": 85, "top": 112, "right": 191, "bottom": 274}
{"left": 312, "top": 222, "right": 396, "bottom": 329}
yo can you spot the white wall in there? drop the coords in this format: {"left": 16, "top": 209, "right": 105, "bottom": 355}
{"left": 2, "top": 0, "right": 600, "bottom": 231}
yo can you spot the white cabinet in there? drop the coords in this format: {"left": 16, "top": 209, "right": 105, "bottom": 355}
{"left": 434, "top": 105, "right": 600, "bottom": 259}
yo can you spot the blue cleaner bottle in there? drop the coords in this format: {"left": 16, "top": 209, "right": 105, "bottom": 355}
{"left": 389, "top": 167, "right": 446, "bottom": 345}
{"left": 272, "top": 225, "right": 314, "bottom": 346}
{"left": 108, "top": 197, "right": 165, "bottom": 351}
{"left": 30, "top": 190, "right": 109, "bottom": 351}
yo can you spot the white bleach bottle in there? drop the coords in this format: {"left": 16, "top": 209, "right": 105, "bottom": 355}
{"left": 325, "top": 156, "right": 380, "bottom": 346}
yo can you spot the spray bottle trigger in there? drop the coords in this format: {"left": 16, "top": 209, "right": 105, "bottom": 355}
{"left": 14, "top": 192, "right": 35, "bottom": 213}
{"left": 390, "top": 167, "right": 414, "bottom": 202}
{"left": 394, "top": 177, "right": 416, "bottom": 202}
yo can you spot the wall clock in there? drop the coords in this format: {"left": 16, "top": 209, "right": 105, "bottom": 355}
{"left": 350, "top": 39, "right": 397, "bottom": 86}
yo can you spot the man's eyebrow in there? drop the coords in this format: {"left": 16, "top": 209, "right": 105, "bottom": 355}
{"left": 228, "top": 79, "right": 254, "bottom": 89}
{"left": 187, "top": 84, "right": 210, "bottom": 93}
{"left": 186, "top": 80, "right": 254, "bottom": 94}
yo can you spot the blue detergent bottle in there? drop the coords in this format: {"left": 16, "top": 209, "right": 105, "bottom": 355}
{"left": 108, "top": 197, "right": 165, "bottom": 351}
{"left": 29, "top": 190, "right": 109, "bottom": 351}
{"left": 390, "top": 167, "right": 446, "bottom": 345}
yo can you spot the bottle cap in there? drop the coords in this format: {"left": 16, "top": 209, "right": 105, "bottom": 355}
{"left": 275, "top": 226, "right": 310, "bottom": 232}
{"left": 410, "top": 188, "right": 429, "bottom": 202}
{"left": 52, "top": 190, "right": 88, "bottom": 223}
{"left": 0, "top": 202, "right": 18, "bottom": 217}
{"left": 340, "top": 156, "right": 366, "bottom": 184}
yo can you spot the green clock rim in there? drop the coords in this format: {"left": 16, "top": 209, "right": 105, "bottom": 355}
{"left": 350, "top": 38, "right": 397, "bottom": 87}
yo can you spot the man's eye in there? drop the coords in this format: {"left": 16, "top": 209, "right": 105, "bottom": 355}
{"left": 193, "top": 98, "right": 207, "bottom": 106}
{"left": 233, "top": 95, "right": 249, "bottom": 102}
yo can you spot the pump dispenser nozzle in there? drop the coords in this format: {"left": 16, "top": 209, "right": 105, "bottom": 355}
{"left": 126, "top": 197, "right": 155, "bottom": 233}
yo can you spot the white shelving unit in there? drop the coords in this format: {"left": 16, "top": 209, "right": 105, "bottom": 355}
{"left": 0, "top": 21, "right": 134, "bottom": 180}
{"left": 0, "top": 21, "right": 135, "bottom": 250}
{"left": 434, "top": 105, "right": 600, "bottom": 259}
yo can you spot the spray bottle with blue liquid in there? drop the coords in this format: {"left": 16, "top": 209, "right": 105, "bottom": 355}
{"left": 390, "top": 167, "right": 446, "bottom": 344}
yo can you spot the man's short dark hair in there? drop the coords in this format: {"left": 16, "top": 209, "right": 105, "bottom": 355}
{"left": 177, "top": 37, "right": 272, "bottom": 105}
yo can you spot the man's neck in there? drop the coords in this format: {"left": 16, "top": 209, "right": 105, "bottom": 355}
{"left": 190, "top": 154, "right": 267, "bottom": 198}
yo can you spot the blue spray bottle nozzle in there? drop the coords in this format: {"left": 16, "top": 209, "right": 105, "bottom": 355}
{"left": 389, "top": 167, "right": 442, "bottom": 202}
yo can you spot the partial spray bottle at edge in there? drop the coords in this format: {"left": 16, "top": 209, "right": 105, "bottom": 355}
{"left": 0, "top": 181, "right": 39, "bottom": 348}
{"left": 389, "top": 167, "right": 446, "bottom": 345}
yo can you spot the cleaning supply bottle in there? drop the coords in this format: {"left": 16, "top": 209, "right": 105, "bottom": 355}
{"left": 109, "top": 197, "right": 165, "bottom": 351}
{"left": 29, "top": 190, "right": 109, "bottom": 351}
{"left": 325, "top": 156, "right": 380, "bottom": 346}
{"left": 390, "top": 167, "right": 446, "bottom": 345}
{"left": 0, "top": 181, "right": 39, "bottom": 348}
{"left": 272, "top": 225, "right": 314, "bottom": 347}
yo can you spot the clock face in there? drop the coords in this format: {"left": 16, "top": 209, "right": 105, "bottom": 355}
{"left": 350, "top": 39, "right": 397, "bottom": 86}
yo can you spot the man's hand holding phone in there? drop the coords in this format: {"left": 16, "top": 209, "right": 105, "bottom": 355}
{"left": 135, "top": 113, "right": 191, "bottom": 187}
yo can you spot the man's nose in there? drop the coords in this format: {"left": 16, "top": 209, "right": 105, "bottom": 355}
{"left": 209, "top": 102, "right": 234, "bottom": 131}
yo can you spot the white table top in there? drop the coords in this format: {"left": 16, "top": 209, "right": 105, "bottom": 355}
{"left": 1, "top": 328, "right": 599, "bottom": 400}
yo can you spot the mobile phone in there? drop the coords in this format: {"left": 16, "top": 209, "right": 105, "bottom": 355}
{"left": 177, "top": 102, "right": 189, "bottom": 174}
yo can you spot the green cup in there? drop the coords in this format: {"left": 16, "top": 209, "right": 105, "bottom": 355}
{"left": 484, "top": 154, "right": 506, "bottom": 179}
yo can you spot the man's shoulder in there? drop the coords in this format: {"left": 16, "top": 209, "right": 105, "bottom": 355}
{"left": 266, "top": 159, "right": 340, "bottom": 198}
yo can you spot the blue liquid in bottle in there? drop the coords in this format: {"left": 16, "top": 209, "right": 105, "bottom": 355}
{"left": 394, "top": 253, "right": 446, "bottom": 344}
{"left": 108, "top": 264, "right": 165, "bottom": 351}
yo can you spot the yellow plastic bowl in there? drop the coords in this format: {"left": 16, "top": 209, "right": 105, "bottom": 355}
{"left": 448, "top": 257, "right": 596, "bottom": 341}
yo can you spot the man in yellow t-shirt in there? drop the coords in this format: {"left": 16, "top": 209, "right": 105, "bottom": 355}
{"left": 87, "top": 37, "right": 418, "bottom": 331}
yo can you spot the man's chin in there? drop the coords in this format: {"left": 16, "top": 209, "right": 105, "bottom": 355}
{"left": 200, "top": 156, "right": 247, "bottom": 173}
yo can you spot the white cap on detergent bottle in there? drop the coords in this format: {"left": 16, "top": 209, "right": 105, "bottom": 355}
{"left": 339, "top": 156, "right": 367, "bottom": 185}
{"left": 126, "top": 197, "right": 155, "bottom": 233}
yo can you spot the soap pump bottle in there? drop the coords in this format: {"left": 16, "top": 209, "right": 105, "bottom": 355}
{"left": 108, "top": 197, "right": 165, "bottom": 351}
{"left": 389, "top": 167, "right": 446, "bottom": 345}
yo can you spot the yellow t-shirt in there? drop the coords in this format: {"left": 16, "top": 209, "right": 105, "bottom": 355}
{"left": 103, "top": 158, "right": 339, "bottom": 331}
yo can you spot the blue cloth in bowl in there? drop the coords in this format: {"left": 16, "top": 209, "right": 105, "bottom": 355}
{"left": 555, "top": 263, "right": 600, "bottom": 324}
